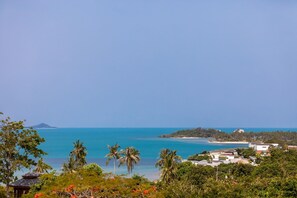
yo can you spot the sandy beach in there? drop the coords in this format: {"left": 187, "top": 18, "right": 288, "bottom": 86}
{"left": 209, "top": 141, "right": 249, "bottom": 144}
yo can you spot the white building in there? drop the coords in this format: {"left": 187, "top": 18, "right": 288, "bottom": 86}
{"left": 249, "top": 142, "right": 279, "bottom": 154}
{"left": 210, "top": 149, "right": 237, "bottom": 161}
{"left": 233, "top": 128, "right": 245, "bottom": 133}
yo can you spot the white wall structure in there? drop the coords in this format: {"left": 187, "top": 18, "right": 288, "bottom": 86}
{"left": 255, "top": 145, "right": 270, "bottom": 152}
{"left": 249, "top": 143, "right": 279, "bottom": 153}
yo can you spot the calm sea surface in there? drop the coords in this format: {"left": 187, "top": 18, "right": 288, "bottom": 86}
{"left": 33, "top": 128, "right": 297, "bottom": 180}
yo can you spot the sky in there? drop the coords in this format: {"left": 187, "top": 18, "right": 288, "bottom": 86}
{"left": 0, "top": 1, "right": 297, "bottom": 128}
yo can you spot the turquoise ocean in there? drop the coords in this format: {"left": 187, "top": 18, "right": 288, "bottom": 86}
{"left": 32, "top": 128, "right": 297, "bottom": 180}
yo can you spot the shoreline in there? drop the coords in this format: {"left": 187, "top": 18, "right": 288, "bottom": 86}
{"left": 208, "top": 140, "right": 249, "bottom": 144}
{"left": 167, "top": 136, "right": 249, "bottom": 144}
{"left": 169, "top": 137, "right": 205, "bottom": 140}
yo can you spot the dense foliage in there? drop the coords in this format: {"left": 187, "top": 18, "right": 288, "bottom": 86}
{"left": 27, "top": 149, "right": 297, "bottom": 197}
{"left": 161, "top": 149, "right": 297, "bottom": 197}
{"left": 105, "top": 143, "right": 121, "bottom": 174}
{"left": 62, "top": 140, "right": 87, "bottom": 173}
{"left": 236, "top": 147, "right": 256, "bottom": 158}
{"left": 160, "top": 127, "right": 223, "bottom": 138}
{"left": 0, "top": 113, "right": 46, "bottom": 198}
{"left": 119, "top": 147, "right": 141, "bottom": 175}
{"left": 155, "top": 149, "right": 181, "bottom": 184}
{"left": 35, "top": 158, "right": 53, "bottom": 173}
{"left": 187, "top": 153, "right": 211, "bottom": 161}
{"left": 161, "top": 127, "right": 297, "bottom": 145}
{"left": 83, "top": 163, "right": 103, "bottom": 175}
{"left": 23, "top": 170, "right": 159, "bottom": 198}
{"left": 0, "top": 186, "right": 6, "bottom": 198}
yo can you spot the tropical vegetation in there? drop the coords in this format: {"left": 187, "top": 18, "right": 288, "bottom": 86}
{"left": 0, "top": 113, "right": 46, "bottom": 198}
{"left": 34, "top": 158, "right": 53, "bottom": 173}
{"left": 119, "top": 147, "right": 141, "bottom": 175}
{"left": 23, "top": 147, "right": 297, "bottom": 197}
{"left": 23, "top": 169, "right": 159, "bottom": 198}
{"left": 155, "top": 149, "right": 181, "bottom": 184}
{"left": 62, "top": 140, "right": 87, "bottom": 173}
{"left": 105, "top": 143, "right": 121, "bottom": 174}
{"left": 187, "top": 153, "right": 211, "bottom": 161}
{"left": 166, "top": 148, "right": 297, "bottom": 197}
{"left": 2, "top": 113, "right": 297, "bottom": 197}
{"left": 161, "top": 127, "right": 297, "bottom": 146}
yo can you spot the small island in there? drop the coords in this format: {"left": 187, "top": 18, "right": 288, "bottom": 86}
{"left": 161, "top": 127, "right": 297, "bottom": 146}
{"left": 30, "top": 123, "right": 56, "bottom": 129}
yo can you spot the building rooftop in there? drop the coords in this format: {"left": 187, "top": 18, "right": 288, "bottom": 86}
{"left": 9, "top": 173, "right": 41, "bottom": 188}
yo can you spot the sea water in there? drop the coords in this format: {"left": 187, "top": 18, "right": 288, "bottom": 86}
{"left": 31, "top": 128, "right": 297, "bottom": 180}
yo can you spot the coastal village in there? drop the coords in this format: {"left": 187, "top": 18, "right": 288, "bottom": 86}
{"left": 184, "top": 129, "right": 297, "bottom": 167}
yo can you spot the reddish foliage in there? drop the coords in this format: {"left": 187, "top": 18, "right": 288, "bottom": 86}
{"left": 66, "top": 184, "right": 75, "bottom": 192}
{"left": 34, "top": 193, "right": 44, "bottom": 198}
{"left": 92, "top": 187, "right": 100, "bottom": 192}
{"left": 143, "top": 189, "right": 150, "bottom": 195}
{"left": 151, "top": 186, "right": 157, "bottom": 192}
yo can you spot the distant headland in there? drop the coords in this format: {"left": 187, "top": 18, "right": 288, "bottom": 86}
{"left": 160, "top": 127, "right": 297, "bottom": 146}
{"left": 29, "top": 123, "right": 56, "bottom": 129}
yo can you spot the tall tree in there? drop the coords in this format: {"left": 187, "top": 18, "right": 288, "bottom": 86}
{"left": 71, "top": 140, "right": 87, "bottom": 167}
{"left": 156, "top": 149, "right": 181, "bottom": 184}
{"left": 62, "top": 155, "right": 76, "bottom": 173}
{"left": 63, "top": 140, "right": 87, "bottom": 173}
{"left": 119, "top": 147, "right": 140, "bottom": 175}
{"left": 0, "top": 113, "right": 46, "bottom": 198}
{"left": 105, "top": 143, "right": 121, "bottom": 174}
{"left": 34, "top": 158, "right": 52, "bottom": 173}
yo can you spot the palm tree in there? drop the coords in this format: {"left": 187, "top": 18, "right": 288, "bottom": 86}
{"left": 71, "top": 140, "right": 87, "bottom": 168}
{"left": 155, "top": 148, "right": 171, "bottom": 168}
{"left": 62, "top": 140, "right": 87, "bottom": 173}
{"left": 34, "top": 158, "right": 52, "bottom": 173}
{"left": 155, "top": 149, "right": 181, "bottom": 183}
{"left": 62, "top": 155, "right": 76, "bottom": 173}
{"left": 105, "top": 143, "right": 121, "bottom": 174}
{"left": 119, "top": 147, "right": 140, "bottom": 175}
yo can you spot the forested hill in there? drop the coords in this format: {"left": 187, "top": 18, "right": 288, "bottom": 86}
{"left": 160, "top": 128, "right": 297, "bottom": 145}
{"left": 30, "top": 123, "right": 56, "bottom": 129}
{"left": 160, "top": 128, "right": 224, "bottom": 138}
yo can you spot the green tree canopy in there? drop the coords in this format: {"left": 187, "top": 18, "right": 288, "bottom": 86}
{"left": 105, "top": 143, "right": 121, "bottom": 174}
{"left": 34, "top": 158, "right": 52, "bottom": 174}
{"left": 62, "top": 140, "right": 87, "bottom": 173}
{"left": 155, "top": 149, "right": 181, "bottom": 184}
{"left": 0, "top": 113, "right": 46, "bottom": 198}
{"left": 83, "top": 163, "right": 103, "bottom": 175}
{"left": 119, "top": 147, "right": 140, "bottom": 175}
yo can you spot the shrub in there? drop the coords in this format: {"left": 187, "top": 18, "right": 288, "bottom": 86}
{"left": 83, "top": 163, "right": 103, "bottom": 175}
{"left": 188, "top": 154, "right": 210, "bottom": 161}
{"left": 0, "top": 186, "right": 6, "bottom": 198}
{"left": 24, "top": 171, "right": 159, "bottom": 198}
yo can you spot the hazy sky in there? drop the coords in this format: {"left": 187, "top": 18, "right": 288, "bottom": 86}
{"left": 1, "top": 1, "right": 297, "bottom": 127}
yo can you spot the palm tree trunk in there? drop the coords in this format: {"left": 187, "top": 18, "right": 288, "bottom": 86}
{"left": 113, "top": 158, "right": 116, "bottom": 174}
{"left": 128, "top": 164, "right": 131, "bottom": 176}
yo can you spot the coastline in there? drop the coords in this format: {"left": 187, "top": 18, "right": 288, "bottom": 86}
{"left": 34, "top": 128, "right": 251, "bottom": 182}
{"left": 208, "top": 140, "right": 249, "bottom": 144}
{"left": 169, "top": 137, "right": 205, "bottom": 140}
{"left": 165, "top": 137, "right": 249, "bottom": 144}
